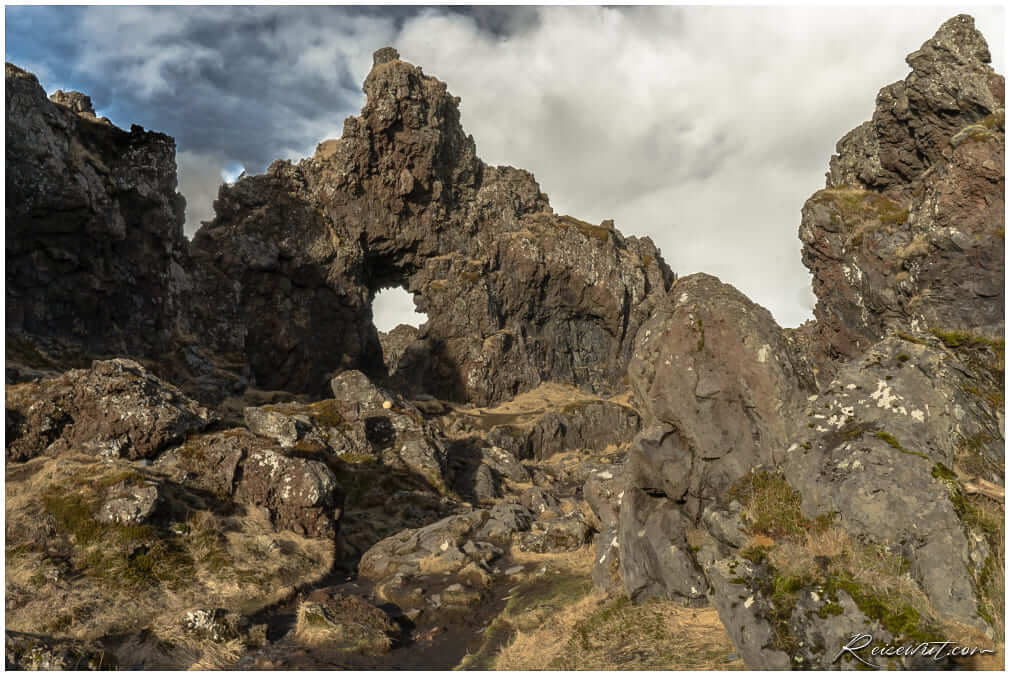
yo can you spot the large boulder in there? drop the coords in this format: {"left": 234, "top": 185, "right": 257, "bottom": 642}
{"left": 156, "top": 428, "right": 344, "bottom": 539}
{"left": 617, "top": 274, "right": 815, "bottom": 602}
{"left": 625, "top": 274, "right": 814, "bottom": 516}
{"left": 802, "top": 15, "right": 1004, "bottom": 364}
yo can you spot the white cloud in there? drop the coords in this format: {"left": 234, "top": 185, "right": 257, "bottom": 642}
{"left": 176, "top": 150, "right": 228, "bottom": 236}
{"left": 372, "top": 287, "right": 427, "bottom": 333}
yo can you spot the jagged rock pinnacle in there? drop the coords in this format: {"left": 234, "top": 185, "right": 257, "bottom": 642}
{"left": 49, "top": 89, "right": 95, "bottom": 116}
{"left": 373, "top": 46, "right": 400, "bottom": 66}
{"left": 909, "top": 13, "right": 992, "bottom": 67}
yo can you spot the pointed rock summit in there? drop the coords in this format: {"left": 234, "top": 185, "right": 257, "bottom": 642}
{"left": 372, "top": 46, "right": 400, "bottom": 65}
{"left": 803, "top": 14, "right": 1004, "bottom": 363}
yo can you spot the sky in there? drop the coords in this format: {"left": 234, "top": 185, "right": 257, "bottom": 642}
{"left": 5, "top": 5, "right": 1005, "bottom": 330}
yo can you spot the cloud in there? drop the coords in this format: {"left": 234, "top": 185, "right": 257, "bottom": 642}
{"left": 176, "top": 150, "right": 229, "bottom": 235}
{"left": 5, "top": 5, "right": 1004, "bottom": 327}
{"left": 372, "top": 288, "right": 428, "bottom": 333}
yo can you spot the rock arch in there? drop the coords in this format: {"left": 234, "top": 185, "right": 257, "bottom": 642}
{"left": 189, "top": 48, "right": 674, "bottom": 405}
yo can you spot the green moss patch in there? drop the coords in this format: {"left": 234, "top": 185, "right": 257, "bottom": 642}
{"left": 812, "top": 187, "right": 909, "bottom": 230}
{"left": 873, "top": 431, "right": 929, "bottom": 460}
{"left": 728, "top": 470, "right": 811, "bottom": 538}
{"left": 41, "top": 487, "right": 195, "bottom": 591}
{"left": 307, "top": 399, "right": 346, "bottom": 428}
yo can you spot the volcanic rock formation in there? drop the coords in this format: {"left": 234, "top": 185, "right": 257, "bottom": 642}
{"left": 5, "top": 64, "right": 188, "bottom": 361}
{"left": 190, "top": 47, "right": 673, "bottom": 404}
{"left": 615, "top": 15, "right": 1005, "bottom": 668}
{"left": 801, "top": 14, "right": 1004, "bottom": 364}
{"left": 4, "top": 14, "right": 1005, "bottom": 672}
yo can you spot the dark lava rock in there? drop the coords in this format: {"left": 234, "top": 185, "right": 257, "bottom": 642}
{"left": 802, "top": 15, "right": 1004, "bottom": 364}
{"left": 583, "top": 464, "right": 625, "bottom": 592}
{"left": 189, "top": 49, "right": 673, "bottom": 405}
{"left": 6, "top": 63, "right": 188, "bottom": 363}
{"left": 619, "top": 273, "right": 815, "bottom": 584}
{"left": 156, "top": 427, "right": 344, "bottom": 539}
{"left": 617, "top": 485, "right": 707, "bottom": 603}
{"left": 526, "top": 400, "right": 640, "bottom": 461}
{"left": 782, "top": 334, "right": 999, "bottom": 630}
{"left": 237, "top": 444, "right": 343, "bottom": 539}
{"left": 5, "top": 358, "right": 214, "bottom": 462}
{"left": 378, "top": 324, "right": 421, "bottom": 378}
{"left": 358, "top": 502, "right": 535, "bottom": 616}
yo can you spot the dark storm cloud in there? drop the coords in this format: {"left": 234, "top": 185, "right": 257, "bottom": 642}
{"left": 446, "top": 6, "right": 543, "bottom": 37}
{"left": 5, "top": 5, "right": 532, "bottom": 231}
{"left": 6, "top": 5, "right": 528, "bottom": 171}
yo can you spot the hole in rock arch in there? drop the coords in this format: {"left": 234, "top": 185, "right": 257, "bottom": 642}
{"left": 371, "top": 286, "right": 428, "bottom": 333}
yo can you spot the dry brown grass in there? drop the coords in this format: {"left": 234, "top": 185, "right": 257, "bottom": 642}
{"left": 118, "top": 615, "right": 246, "bottom": 670}
{"left": 896, "top": 232, "right": 930, "bottom": 260}
{"left": 417, "top": 552, "right": 464, "bottom": 575}
{"left": 506, "top": 542, "right": 595, "bottom": 574}
{"left": 493, "top": 589, "right": 608, "bottom": 669}
{"left": 550, "top": 597, "right": 744, "bottom": 670}
{"left": 460, "top": 546, "right": 741, "bottom": 670}
{"left": 5, "top": 454, "right": 332, "bottom": 667}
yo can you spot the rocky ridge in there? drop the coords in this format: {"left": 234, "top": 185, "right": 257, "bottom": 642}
{"left": 5, "top": 14, "right": 1004, "bottom": 671}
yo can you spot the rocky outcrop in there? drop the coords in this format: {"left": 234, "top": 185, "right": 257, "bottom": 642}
{"left": 236, "top": 442, "right": 343, "bottom": 539}
{"left": 5, "top": 63, "right": 188, "bottom": 362}
{"left": 627, "top": 274, "right": 815, "bottom": 513}
{"left": 452, "top": 389, "right": 640, "bottom": 462}
{"left": 612, "top": 18, "right": 1004, "bottom": 665}
{"left": 3, "top": 14, "right": 1004, "bottom": 673}
{"left": 5, "top": 358, "right": 214, "bottom": 462}
{"left": 5, "top": 451, "right": 335, "bottom": 669}
{"left": 782, "top": 333, "right": 1001, "bottom": 630}
{"left": 358, "top": 503, "right": 534, "bottom": 614}
{"left": 617, "top": 273, "right": 815, "bottom": 602}
{"left": 802, "top": 15, "right": 1004, "bottom": 363}
{"left": 378, "top": 324, "right": 421, "bottom": 377}
{"left": 190, "top": 48, "right": 673, "bottom": 405}
{"left": 8, "top": 43, "right": 671, "bottom": 408}
{"left": 155, "top": 428, "right": 344, "bottom": 539}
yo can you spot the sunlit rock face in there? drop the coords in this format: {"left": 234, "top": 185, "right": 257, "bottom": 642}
{"left": 800, "top": 14, "right": 1004, "bottom": 367}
